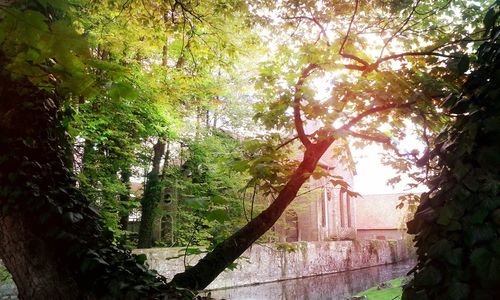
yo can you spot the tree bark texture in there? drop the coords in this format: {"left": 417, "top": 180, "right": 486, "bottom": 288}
{"left": 137, "top": 140, "right": 166, "bottom": 248}
{"left": 0, "top": 212, "right": 82, "bottom": 299}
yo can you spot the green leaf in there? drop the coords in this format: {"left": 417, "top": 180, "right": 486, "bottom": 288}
{"left": 427, "top": 239, "right": 452, "bottom": 258}
{"left": 447, "top": 281, "right": 470, "bottom": 300}
{"left": 135, "top": 254, "right": 148, "bottom": 265}
{"left": 210, "top": 195, "right": 226, "bottom": 205}
{"left": 37, "top": 0, "right": 69, "bottom": 10}
{"left": 470, "top": 247, "right": 490, "bottom": 269}
{"left": 446, "top": 248, "right": 463, "bottom": 266}
{"left": 226, "top": 262, "right": 238, "bottom": 271}
{"left": 109, "top": 82, "right": 138, "bottom": 100}
{"left": 184, "top": 198, "right": 208, "bottom": 209}
{"left": 22, "top": 10, "right": 49, "bottom": 44}
{"left": 465, "top": 226, "right": 496, "bottom": 246}
{"left": 232, "top": 160, "right": 249, "bottom": 172}
{"left": 64, "top": 211, "right": 83, "bottom": 223}
{"left": 483, "top": 8, "right": 497, "bottom": 31}
{"left": 458, "top": 55, "right": 470, "bottom": 74}
{"left": 183, "top": 247, "right": 203, "bottom": 255}
{"left": 436, "top": 205, "right": 454, "bottom": 225}
{"left": 414, "top": 266, "right": 442, "bottom": 287}
{"left": 88, "top": 59, "right": 127, "bottom": 74}
{"left": 206, "top": 209, "right": 230, "bottom": 222}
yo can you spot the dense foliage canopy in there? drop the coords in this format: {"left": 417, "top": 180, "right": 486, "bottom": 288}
{"left": 0, "top": 0, "right": 498, "bottom": 299}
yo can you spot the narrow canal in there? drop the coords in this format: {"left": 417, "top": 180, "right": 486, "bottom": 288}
{"left": 205, "top": 260, "right": 415, "bottom": 300}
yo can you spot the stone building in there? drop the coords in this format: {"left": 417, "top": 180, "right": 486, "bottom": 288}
{"left": 275, "top": 142, "right": 358, "bottom": 242}
{"left": 355, "top": 193, "right": 413, "bottom": 240}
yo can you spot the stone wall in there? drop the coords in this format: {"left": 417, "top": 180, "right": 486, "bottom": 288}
{"left": 357, "top": 229, "right": 406, "bottom": 240}
{"left": 134, "top": 239, "right": 410, "bottom": 290}
{"left": 0, "top": 285, "right": 16, "bottom": 300}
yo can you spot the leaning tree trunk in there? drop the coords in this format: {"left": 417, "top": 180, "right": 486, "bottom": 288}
{"left": 168, "top": 138, "right": 333, "bottom": 290}
{"left": 0, "top": 56, "right": 169, "bottom": 299}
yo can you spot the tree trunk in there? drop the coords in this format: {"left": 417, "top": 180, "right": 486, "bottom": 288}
{"left": 137, "top": 140, "right": 166, "bottom": 248}
{"left": 136, "top": 23, "right": 181, "bottom": 248}
{"left": 0, "top": 212, "right": 83, "bottom": 300}
{"left": 0, "top": 55, "right": 167, "bottom": 299}
{"left": 168, "top": 139, "right": 333, "bottom": 290}
{"left": 0, "top": 67, "right": 94, "bottom": 299}
{"left": 119, "top": 168, "right": 131, "bottom": 230}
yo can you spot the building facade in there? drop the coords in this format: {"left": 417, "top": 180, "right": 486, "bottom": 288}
{"left": 354, "top": 193, "right": 414, "bottom": 240}
{"left": 276, "top": 142, "right": 358, "bottom": 242}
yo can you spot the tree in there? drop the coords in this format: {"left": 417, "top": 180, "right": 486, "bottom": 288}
{"left": 74, "top": 82, "right": 165, "bottom": 239}
{"left": 0, "top": 0, "right": 494, "bottom": 298}
{"left": 403, "top": 4, "right": 500, "bottom": 299}
{"left": 169, "top": 0, "right": 491, "bottom": 290}
{"left": 0, "top": 0, "right": 253, "bottom": 297}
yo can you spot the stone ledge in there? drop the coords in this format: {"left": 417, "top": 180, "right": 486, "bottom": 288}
{"left": 134, "top": 239, "right": 411, "bottom": 290}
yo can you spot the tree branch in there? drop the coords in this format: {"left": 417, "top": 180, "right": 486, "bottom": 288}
{"left": 275, "top": 136, "right": 299, "bottom": 151}
{"left": 282, "top": 15, "right": 331, "bottom": 46}
{"left": 293, "top": 63, "right": 320, "bottom": 148}
{"left": 340, "top": 53, "right": 369, "bottom": 67}
{"left": 340, "top": 101, "right": 416, "bottom": 131}
{"left": 346, "top": 130, "right": 409, "bottom": 158}
{"left": 378, "top": 0, "right": 422, "bottom": 60}
{"left": 347, "top": 130, "right": 391, "bottom": 144}
{"left": 168, "top": 139, "right": 334, "bottom": 290}
{"left": 339, "top": 0, "right": 359, "bottom": 55}
{"left": 336, "top": 2, "right": 484, "bottom": 73}
{"left": 377, "top": 51, "right": 456, "bottom": 64}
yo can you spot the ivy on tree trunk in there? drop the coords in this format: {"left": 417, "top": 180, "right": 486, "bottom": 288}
{"left": 138, "top": 139, "right": 166, "bottom": 248}
{"left": 0, "top": 55, "right": 177, "bottom": 300}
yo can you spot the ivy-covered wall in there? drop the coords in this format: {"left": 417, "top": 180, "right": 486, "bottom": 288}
{"left": 403, "top": 5, "right": 500, "bottom": 299}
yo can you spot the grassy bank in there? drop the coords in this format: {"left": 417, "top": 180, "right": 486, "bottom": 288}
{"left": 353, "top": 277, "right": 404, "bottom": 300}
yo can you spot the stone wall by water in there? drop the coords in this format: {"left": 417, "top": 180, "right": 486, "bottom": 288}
{"left": 0, "top": 285, "right": 16, "bottom": 300}
{"left": 134, "top": 239, "right": 410, "bottom": 290}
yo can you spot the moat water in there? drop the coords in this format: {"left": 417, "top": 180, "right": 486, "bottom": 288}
{"left": 0, "top": 260, "right": 415, "bottom": 300}
{"left": 204, "top": 260, "right": 415, "bottom": 300}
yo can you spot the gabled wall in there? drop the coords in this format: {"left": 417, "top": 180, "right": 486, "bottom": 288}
{"left": 355, "top": 193, "right": 412, "bottom": 240}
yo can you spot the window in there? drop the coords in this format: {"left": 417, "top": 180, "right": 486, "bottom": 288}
{"left": 321, "top": 189, "right": 327, "bottom": 227}
{"left": 339, "top": 188, "right": 345, "bottom": 227}
{"left": 346, "top": 193, "right": 351, "bottom": 227}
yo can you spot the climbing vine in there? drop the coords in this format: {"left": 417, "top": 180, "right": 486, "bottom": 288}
{"left": 403, "top": 4, "right": 500, "bottom": 299}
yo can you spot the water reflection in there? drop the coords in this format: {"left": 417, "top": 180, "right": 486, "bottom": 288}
{"left": 205, "top": 260, "right": 414, "bottom": 300}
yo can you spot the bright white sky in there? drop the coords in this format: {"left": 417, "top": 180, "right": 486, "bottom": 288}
{"left": 351, "top": 145, "right": 408, "bottom": 195}
{"left": 350, "top": 136, "right": 428, "bottom": 195}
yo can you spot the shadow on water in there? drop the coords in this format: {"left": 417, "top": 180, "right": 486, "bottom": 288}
{"left": 205, "top": 260, "right": 415, "bottom": 300}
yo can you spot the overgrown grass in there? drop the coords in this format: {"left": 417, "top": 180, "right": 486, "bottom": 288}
{"left": 354, "top": 277, "right": 404, "bottom": 300}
